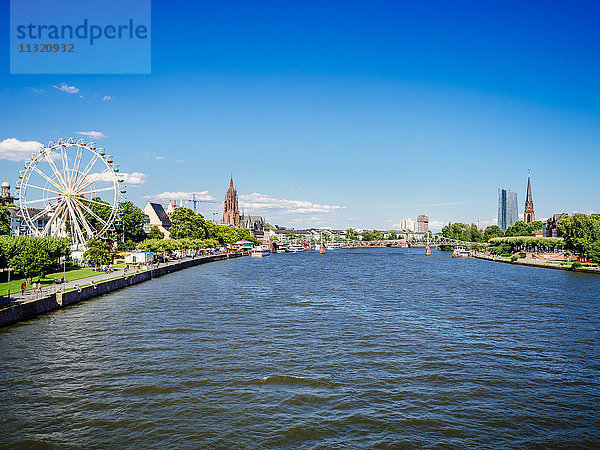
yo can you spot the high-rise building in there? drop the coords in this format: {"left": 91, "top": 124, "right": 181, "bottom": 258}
{"left": 417, "top": 215, "right": 429, "bottom": 233}
{"left": 498, "top": 188, "right": 518, "bottom": 231}
{"left": 223, "top": 175, "right": 240, "bottom": 226}
{"left": 523, "top": 172, "right": 535, "bottom": 224}
{"left": 399, "top": 218, "right": 415, "bottom": 232}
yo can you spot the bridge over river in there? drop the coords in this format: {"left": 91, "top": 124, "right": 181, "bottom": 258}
{"left": 345, "top": 235, "right": 488, "bottom": 255}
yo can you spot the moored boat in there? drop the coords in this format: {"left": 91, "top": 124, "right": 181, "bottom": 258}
{"left": 251, "top": 245, "right": 271, "bottom": 257}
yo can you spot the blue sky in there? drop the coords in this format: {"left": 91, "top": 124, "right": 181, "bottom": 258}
{"left": 1, "top": 0, "right": 599, "bottom": 230}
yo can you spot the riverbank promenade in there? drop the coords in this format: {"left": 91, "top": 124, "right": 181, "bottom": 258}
{"left": 472, "top": 252, "right": 600, "bottom": 274}
{"left": 0, "top": 251, "right": 248, "bottom": 328}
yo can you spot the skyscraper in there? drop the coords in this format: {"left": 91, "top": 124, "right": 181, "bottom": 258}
{"left": 417, "top": 215, "right": 429, "bottom": 233}
{"left": 498, "top": 188, "right": 518, "bottom": 231}
{"left": 523, "top": 172, "right": 535, "bottom": 224}
{"left": 223, "top": 175, "right": 240, "bottom": 226}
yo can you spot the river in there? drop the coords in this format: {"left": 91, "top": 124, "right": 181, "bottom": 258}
{"left": 1, "top": 248, "right": 599, "bottom": 447}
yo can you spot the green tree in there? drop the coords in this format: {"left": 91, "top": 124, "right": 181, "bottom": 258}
{"left": 0, "top": 236, "right": 70, "bottom": 281}
{"left": 362, "top": 230, "right": 384, "bottom": 241}
{"left": 148, "top": 226, "right": 165, "bottom": 240}
{"left": 84, "top": 237, "right": 111, "bottom": 267}
{"left": 558, "top": 213, "right": 600, "bottom": 258}
{"left": 0, "top": 206, "right": 10, "bottom": 235}
{"left": 116, "top": 201, "right": 147, "bottom": 246}
{"left": 170, "top": 207, "right": 207, "bottom": 239}
{"left": 483, "top": 225, "right": 504, "bottom": 241}
{"left": 505, "top": 220, "right": 543, "bottom": 237}
{"left": 346, "top": 228, "right": 359, "bottom": 241}
{"left": 588, "top": 241, "right": 600, "bottom": 264}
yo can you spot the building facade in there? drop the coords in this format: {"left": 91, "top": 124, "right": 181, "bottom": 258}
{"left": 523, "top": 172, "right": 535, "bottom": 224}
{"left": 417, "top": 215, "right": 429, "bottom": 233}
{"left": 1, "top": 179, "right": 15, "bottom": 205}
{"left": 143, "top": 202, "right": 171, "bottom": 238}
{"left": 223, "top": 176, "right": 240, "bottom": 227}
{"left": 240, "top": 213, "right": 264, "bottom": 233}
{"left": 498, "top": 188, "right": 518, "bottom": 231}
{"left": 543, "top": 213, "right": 568, "bottom": 238}
{"left": 399, "top": 218, "right": 415, "bottom": 232}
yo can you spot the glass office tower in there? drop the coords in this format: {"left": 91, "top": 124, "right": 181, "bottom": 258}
{"left": 498, "top": 188, "right": 518, "bottom": 231}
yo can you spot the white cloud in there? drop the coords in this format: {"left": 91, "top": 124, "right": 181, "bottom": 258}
{"left": 30, "top": 88, "right": 44, "bottom": 94}
{"left": 102, "top": 96, "right": 111, "bottom": 101}
{"left": 0, "top": 138, "right": 44, "bottom": 161}
{"left": 76, "top": 131, "right": 107, "bottom": 139}
{"left": 175, "top": 159, "right": 185, "bottom": 163}
{"left": 90, "top": 171, "right": 147, "bottom": 186}
{"left": 53, "top": 83, "right": 79, "bottom": 94}
{"left": 155, "top": 156, "right": 165, "bottom": 160}
{"left": 143, "top": 191, "right": 215, "bottom": 202}
{"left": 239, "top": 193, "right": 345, "bottom": 214}
{"left": 478, "top": 218, "right": 498, "bottom": 228}
{"left": 428, "top": 220, "right": 447, "bottom": 232}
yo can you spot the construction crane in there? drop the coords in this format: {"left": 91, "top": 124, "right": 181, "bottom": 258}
{"left": 187, "top": 192, "right": 217, "bottom": 213}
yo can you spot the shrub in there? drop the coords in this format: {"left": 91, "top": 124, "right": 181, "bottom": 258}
{"left": 510, "top": 256, "right": 518, "bottom": 263}
{"left": 571, "top": 261, "right": 582, "bottom": 269}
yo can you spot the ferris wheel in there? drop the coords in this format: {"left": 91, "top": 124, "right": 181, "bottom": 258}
{"left": 16, "top": 137, "right": 126, "bottom": 249}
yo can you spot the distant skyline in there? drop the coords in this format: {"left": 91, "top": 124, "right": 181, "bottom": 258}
{"left": 1, "top": 1, "right": 599, "bottom": 231}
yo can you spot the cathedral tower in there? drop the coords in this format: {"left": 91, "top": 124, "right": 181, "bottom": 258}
{"left": 524, "top": 171, "right": 535, "bottom": 224}
{"left": 223, "top": 175, "right": 240, "bottom": 226}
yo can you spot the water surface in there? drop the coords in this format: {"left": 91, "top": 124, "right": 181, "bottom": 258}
{"left": 1, "top": 248, "right": 599, "bottom": 447}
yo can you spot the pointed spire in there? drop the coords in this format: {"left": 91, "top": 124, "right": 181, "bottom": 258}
{"left": 526, "top": 170, "right": 533, "bottom": 203}
{"left": 230, "top": 173, "right": 234, "bottom": 188}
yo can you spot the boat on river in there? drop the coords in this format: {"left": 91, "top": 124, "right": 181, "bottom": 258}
{"left": 288, "top": 244, "right": 303, "bottom": 253}
{"left": 452, "top": 247, "right": 471, "bottom": 258}
{"left": 251, "top": 245, "right": 271, "bottom": 257}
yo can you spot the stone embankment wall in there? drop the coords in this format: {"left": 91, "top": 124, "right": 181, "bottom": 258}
{"left": 0, "top": 252, "right": 245, "bottom": 328}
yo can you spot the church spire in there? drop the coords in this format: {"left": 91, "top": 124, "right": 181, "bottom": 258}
{"left": 524, "top": 170, "right": 535, "bottom": 224}
{"left": 526, "top": 170, "right": 532, "bottom": 203}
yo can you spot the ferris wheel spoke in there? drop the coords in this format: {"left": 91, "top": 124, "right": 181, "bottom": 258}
{"left": 40, "top": 200, "right": 66, "bottom": 236}
{"left": 42, "top": 150, "right": 69, "bottom": 189}
{"left": 22, "top": 196, "right": 62, "bottom": 206}
{"left": 77, "top": 186, "right": 116, "bottom": 196}
{"left": 76, "top": 199, "right": 110, "bottom": 227}
{"left": 72, "top": 200, "right": 96, "bottom": 237}
{"left": 31, "top": 165, "right": 64, "bottom": 191}
{"left": 25, "top": 184, "right": 62, "bottom": 195}
{"left": 29, "top": 206, "right": 53, "bottom": 223}
{"left": 26, "top": 200, "right": 62, "bottom": 223}
{"left": 78, "top": 196, "right": 113, "bottom": 208}
{"left": 72, "top": 146, "right": 84, "bottom": 186}
{"left": 75, "top": 153, "right": 100, "bottom": 190}
{"left": 62, "top": 145, "right": 73, "bottom": 189}
{"left": 66, "top": 199, "right": 86, "bottom": 245}
{"left": 77, "top": 167, "right": 111, "bottom": 192}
